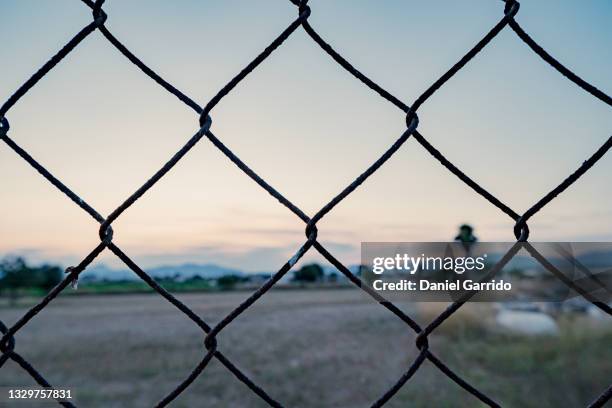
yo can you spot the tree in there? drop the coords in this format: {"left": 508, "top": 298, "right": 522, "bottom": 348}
{"left": 0, "top": 258, "right": 63, "bottom": 305}
{"left": 217, "top": 274, "right": 243, "bottom": 290}
{"left": 357, "top": 264, "right": 376, "bottom": 286}
{"left": 454, "top": 224, "right": 477, "bottom": 255}
{"left": 31, "top": 264, "right": 63, "bottom": 291}
{"left": 0, "top": 257, "right": 28, "bottom": 305}
{"left": 293, "top": 263, "right": 324, "bottom": 283}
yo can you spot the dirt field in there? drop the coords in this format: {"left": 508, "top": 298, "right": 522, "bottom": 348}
{"left": 0, "top": 289, "right": 610, "bottom": 407}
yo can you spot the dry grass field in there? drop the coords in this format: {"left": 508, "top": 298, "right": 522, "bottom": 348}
{"left": 0, "top": 289, "right": 610, "bottom": 407}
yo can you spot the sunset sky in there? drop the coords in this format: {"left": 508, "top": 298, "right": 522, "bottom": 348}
{"left": 1, "top": 0, "right": 611, "bottom": 271}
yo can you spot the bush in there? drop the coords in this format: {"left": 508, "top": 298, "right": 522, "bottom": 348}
{"left": 293, "top": 264, "right": 324, "bottom": 283}
{"left": 0, "top": 257, "right": 63, "bottom": 304}
{"left": 217, "top": 275, "right": 243, "bottom": 290}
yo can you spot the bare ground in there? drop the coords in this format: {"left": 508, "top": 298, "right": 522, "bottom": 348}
{"left": 0, "top": 289, "right": 610, "bottom": 407}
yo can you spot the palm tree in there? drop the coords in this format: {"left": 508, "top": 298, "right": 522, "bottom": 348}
{"left": 455, "top": 224, "right": 477, "bottom": 255}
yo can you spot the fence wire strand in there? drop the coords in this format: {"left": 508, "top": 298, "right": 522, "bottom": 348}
{"left": 0, "top": 0, "right": 611, "bottom": 406}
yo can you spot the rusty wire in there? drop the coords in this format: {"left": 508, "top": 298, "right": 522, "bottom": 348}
{"left": 1, "top": 0, "right": 611, "bottom": 406}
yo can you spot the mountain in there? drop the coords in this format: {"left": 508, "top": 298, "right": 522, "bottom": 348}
{"left": 149, "top": 263, "right": 244, "bottom": 279}
{"left": 81, "top": 264, "right": 134, "bottom": 281}
{"left": 80, "top": 263, "right": 245, "bottom": 282}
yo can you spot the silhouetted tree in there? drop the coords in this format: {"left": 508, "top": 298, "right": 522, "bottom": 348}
{"left": 357, "top": 264, "right": 376, "bottom": 286}
{"left": 0, "top": 257, "right": 27, "bottom": 305}
{"left": 454, "top": 224, "right": 477, "bottom": 255}
{"left": 217, "top": 274, "right": 243, "bottom": 290}
{"left": 31, "top": 264, "right": 63, "bottom": 291}
{"left": 293, "top": 264, "right": 324, "bottom": 283}
{"left": 0, "top": 258, "right": 63, "bottom": 305}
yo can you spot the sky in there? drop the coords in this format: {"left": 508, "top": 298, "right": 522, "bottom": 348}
{"left": 1, "top": 0, "right": 611, "bottom": 272}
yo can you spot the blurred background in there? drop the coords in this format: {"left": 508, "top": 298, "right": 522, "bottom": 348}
{"left": 1, "top": 0, "right": 611, "bottom": 406}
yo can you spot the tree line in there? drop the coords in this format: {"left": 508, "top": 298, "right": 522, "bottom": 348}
{"left": 0, "top": 257, "right": 63, "bottom": 305}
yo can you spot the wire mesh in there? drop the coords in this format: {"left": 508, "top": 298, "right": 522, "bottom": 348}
{"left": 0, "top": 0, "right": 611, "bottom": 406}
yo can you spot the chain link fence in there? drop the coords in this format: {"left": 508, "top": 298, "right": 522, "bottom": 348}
{"left": 1, "top": 0, "right": 611, "bottom": 406}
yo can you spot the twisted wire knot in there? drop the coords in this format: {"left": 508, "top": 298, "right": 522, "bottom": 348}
{"left": 304, "top": 222, "right": 319, "bottom": 242}
{"left": 199, "top": 113, "right": 213, "bottom": 131}
{"left": 405, "top": 110, "right": 420, "bottom": 131}
{"left": 298, "top": 0, "right": 310, "bottom": 15}
{"left": 98, "top": 223, "right": 114, "bottom": 245}
{"left": 504, "top": 0, "right": 520, "bottom": 16}
{"left": 204, "top": 334, "right": 218, "bottom": 352}
{"left": 92, "top": 0, "right": 108, "bottom": 26}
{"left": 0, "top": 117, "right": 9, "bottom": 138}
{"left": 415, "top": 332, "right": 430, "bottom": 351}
{"left": 513, "top": 217, "right": 530, "bottom": 241}
{"left": 0, "top": 321, "right": 15, "bottom": 354}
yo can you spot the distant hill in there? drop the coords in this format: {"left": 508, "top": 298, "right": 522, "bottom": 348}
{"left": 79, "top": 262, "right": 363, "bottom": 282}
{"left": 80, "top": 263, "right": 245, "bottom": 281}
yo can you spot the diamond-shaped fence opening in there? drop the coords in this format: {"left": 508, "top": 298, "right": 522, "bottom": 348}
{"left": 1, "top": 0, "right": 611, "bottom": 407}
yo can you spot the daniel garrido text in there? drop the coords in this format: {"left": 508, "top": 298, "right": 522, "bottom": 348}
{"left": 372, "top": 279, "right": 512, "bottom": 292}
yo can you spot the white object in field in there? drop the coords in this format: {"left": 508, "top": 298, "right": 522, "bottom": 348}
{"left": 496, "top": 310, "right": 559, "bottom": 336}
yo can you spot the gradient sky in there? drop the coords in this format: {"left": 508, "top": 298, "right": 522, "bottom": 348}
{"left": 1, "top": 0, "right": 611, "bottom": 271}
